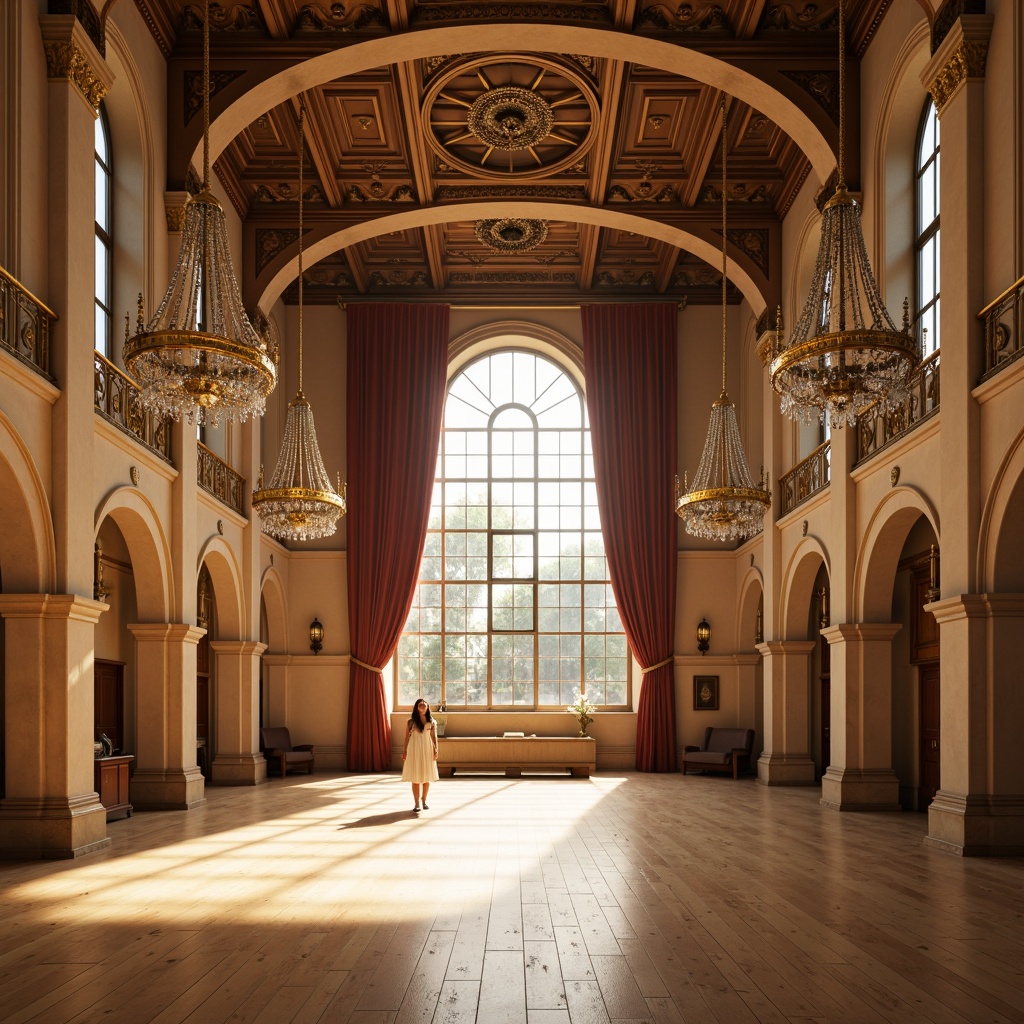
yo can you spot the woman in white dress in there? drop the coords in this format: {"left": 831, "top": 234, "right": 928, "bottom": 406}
{"left": 401, "top": 698, "right": 439, "bottom": 812}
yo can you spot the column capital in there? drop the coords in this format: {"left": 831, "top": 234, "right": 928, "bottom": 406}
{"left": 128, "top": 622, "right": 207, "bottom": 644}
{"left": 0, "top": 592, "right": 107, "bottom": 624}
{"left": 756, "top": 639, "right": 816, "bottom": 656}
{"left": 209, "top": 640, "right": 268, "bottom": 656}
{"left": 925, "top": 593, "right": 1024, "bottom": 625}
{"left": 821, "top": 622, "right": 902, "bottom": 644}
{"left": 38, "top": 14, "right": 114, "bottom": 114}
{"left": 922, "top": 13, "right": 994, "bottom": 116}
{"left": 164, "top": 191, "right": 190, "bottom": 233}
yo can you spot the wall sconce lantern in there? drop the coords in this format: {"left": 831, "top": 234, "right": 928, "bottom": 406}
{"left": 697, "top": 618, "right": 711, "bottom": 656}
{"left": 309, "top": 617, "right": 324, "bottom": 655}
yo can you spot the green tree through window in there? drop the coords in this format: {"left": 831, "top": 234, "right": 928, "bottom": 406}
{"left": 397, "top": 350, "right": 629, "bottom": 709}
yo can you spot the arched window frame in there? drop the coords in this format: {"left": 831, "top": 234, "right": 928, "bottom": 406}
{"left": 397, "top": 347, "right": 630, "bottom": 711}
{"left": 94, "top": 102, "right": 113, "bottom": 358}
{"left": 914, "top": 96, "right": 940, "bottom": 356}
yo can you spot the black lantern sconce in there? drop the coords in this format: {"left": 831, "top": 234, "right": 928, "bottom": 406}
{"left": 309, "top": 617, "right": 324, "bottom": 655}
{"left": 697, "top": 618, "right": 711, "bottom": 656}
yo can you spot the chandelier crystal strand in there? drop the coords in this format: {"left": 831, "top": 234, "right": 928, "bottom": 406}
{"left": 767, "top": 0, "right": 918, "bottom": 428}
{"left": 251, "top": 98, "right": 347, "bottom": 542}
{"left": 123, "top": 0, "right": 276, "bottom": 425}
{"left": 675, "top": 98, "right": 771, "bottom": 542}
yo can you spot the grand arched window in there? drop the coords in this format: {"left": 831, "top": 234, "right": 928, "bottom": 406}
{"left": 94, "top": 102, "right": 113, "bottom": 357}
{"left": 397, "top": 349, "right": 629, "bottom": 710}
{"left": 915, "top": 97, "right": 940, "bottom": 355}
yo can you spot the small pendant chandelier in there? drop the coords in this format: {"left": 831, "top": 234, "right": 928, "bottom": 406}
{"left": 123, "top": 0, "right": 276, "bottom": 425}
{"left": 251, "top": 100, "right": 347, "bottom": 542}
{"left": 676, "top": 99, "right": 771, "bottom": 543}
{"left": 767, "top": 0, "right": 918, "bottom": 428}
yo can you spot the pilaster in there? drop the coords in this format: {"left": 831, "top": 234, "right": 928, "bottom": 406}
{"left": 128, "top": 622, "right": 207, "bottom": 809}
{"left": 820, "top": 623, "right": 902, "bottom": 811}
{"left": 209, "top": 640, "right": 267, "bottom": 785}
{"left": 0, "top": 594, "right": 109, "bottom": 859}
{"left": 755, "top": 640, "right": 816, "bottom": 785}
{"left": 924, "top": 595, "right": 1024, "bottom": 855}
{"left": 922, "top": 13, "right": 993, "bottom": 600}
{"left": 38, "top": 14, "right": 113, "bottom": 599}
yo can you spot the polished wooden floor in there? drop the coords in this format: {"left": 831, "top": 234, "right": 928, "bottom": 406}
{"left": 1, "top": 771, "right": 1023, "bottom": 1024}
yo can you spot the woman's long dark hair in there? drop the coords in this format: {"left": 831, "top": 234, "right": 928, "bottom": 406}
{"left": 409, "top": 698, "right": 433, "bottom": 732}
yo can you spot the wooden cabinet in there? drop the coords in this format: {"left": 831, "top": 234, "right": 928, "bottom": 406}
{"left": 94, "top": 755, "right": 133, "bottom": 821}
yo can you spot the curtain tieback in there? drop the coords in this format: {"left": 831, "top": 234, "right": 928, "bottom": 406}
{"left": 350, "top": 655, "right": 385, "bottom": 674}
{"left": 641, "top": 655, "right": 674, "bottom": 675}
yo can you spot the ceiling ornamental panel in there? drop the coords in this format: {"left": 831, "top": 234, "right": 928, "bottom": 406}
{"left": 149, "top": 0, "right": 894, "bottom": 310}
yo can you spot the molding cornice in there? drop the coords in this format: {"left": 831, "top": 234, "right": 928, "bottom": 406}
{"left": 38, "top": 14, "right": 113, "bottom": 112}
{"left": 922, "top": 14, "right": 994, "bottom": 116}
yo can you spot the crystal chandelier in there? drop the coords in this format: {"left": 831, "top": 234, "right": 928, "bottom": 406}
{"left": 676, "top": 99, "right": 771, "bottom": 543}
{"left": 251, "top": 100, "right": 347, "bottom": 542}
{"left": 123, "top": 0, "right": 276, "bottom": 426}
{"left": 767, "top": 0, "right": 918, "bottom": 428}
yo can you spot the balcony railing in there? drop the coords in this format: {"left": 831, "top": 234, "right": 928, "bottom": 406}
{"left": 779, "top": 440, "right": 831, "bottom": 516}
{"left": 980, "top": 274, "right": 1024, "bottom": 381}
{"left": 94, "top": 352, "right": 172, "bottom": 463}
{"left": 197, "top": 441, "right": 245, "bottom": 516}
{"left": 854, "top": 350, "right": 940, "bottom": 465}
{"left": 0, "top": 264, "right": 56, "bottom": 381}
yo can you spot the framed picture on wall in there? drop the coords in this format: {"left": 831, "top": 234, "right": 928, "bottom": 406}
{"left": 693, "top": 675, "right": 719, "bottom": 711}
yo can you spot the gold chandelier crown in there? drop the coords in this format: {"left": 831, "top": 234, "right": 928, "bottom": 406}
{"left": 676, "top": 98, "right": 771, "bottom": 543}
{"left": 767, "top": 0, "right": 919, "bottom": 428}
{"left": 251, "top": 99, "right": 347, "bottom": 542}
{"left": 123, "top": 0, "right": 276, "bottom": 425}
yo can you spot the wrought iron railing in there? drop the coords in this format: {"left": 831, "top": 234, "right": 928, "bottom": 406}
{"left": 779, "top": 440, "right": 831, "bottom": 516}
{"left": 0, "top": 264, "right": 56, "bottom": 381}
{"left": 94, "top": 351, "right": 172, "bottom": 462}
{"left": 980, "top": 274, "right": 1024, "bottom": 381}
{"left": 197, "top": 441, "right": 245, "bottom": 515}
{"left": 854, "top": 350, "right": 940, "bottom": 465}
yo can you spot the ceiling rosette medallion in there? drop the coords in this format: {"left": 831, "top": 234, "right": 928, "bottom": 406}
{"left": 424, "top": 56, "right": 599, "bottom": 179}
{"left": 474, "top": 218, "right": 549, "bottom": 253}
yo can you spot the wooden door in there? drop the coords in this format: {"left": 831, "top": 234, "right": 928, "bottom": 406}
{"left": 94, "top": 659, "right": 124, "bottom": 754}
{"left": 919, "top": 662, "right": 940, "bottom": 808}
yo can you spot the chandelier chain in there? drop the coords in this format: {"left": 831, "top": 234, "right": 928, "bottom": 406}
{"left": 720, "top": 97, "right": 727, "bottom": 397}
{"left": 298, "top": 98, "right": 305, "bottom": 396}
{"left": 202, "top": 0, "right": 210, "bottom": 189}
{"left": 838, "top": 0, "right": 846, "bottom": 190}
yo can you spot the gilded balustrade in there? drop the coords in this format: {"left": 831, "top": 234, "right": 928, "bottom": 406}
{"left": 94, "top": 351, "right": 172, "bottom": 462}
{"left": 980, "top": 274, "right": 1024, "bottom": 380}
{"left": 197, "top": 441, "right": 245, "bottom": 515}
{"left": 0, "top": 264, "right": 56, "bottom": 380}
{"left": 854, "top": 351, "right": 940, "bottom": 465}
{"left": 779, "top": 440, "right": 831, "bottom": 516}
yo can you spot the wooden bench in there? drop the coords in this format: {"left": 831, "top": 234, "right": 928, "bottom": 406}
{"left": 437, "top": 736, "right": 595, "bottom": 777}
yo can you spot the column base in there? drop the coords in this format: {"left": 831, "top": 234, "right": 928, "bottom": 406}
{"left": 0, "top": 793, "right": 110, "bottom": 860}
{"left": 925, "top": 791, "right": 1024, "bottom": 856}
{"left": 130, "top": 767, "right": 207, "bottom": 810}
{"left": 210, "top": 754, "right": 268, "bottom": 786}
{"left": 820, "top": 767, "right": 900, "bottom": 811}
{"left": 756, "top": 752, "right": 817, "bottom": 786}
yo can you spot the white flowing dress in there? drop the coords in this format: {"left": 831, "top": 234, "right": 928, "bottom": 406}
{"left": 401, "top": 719, "right": 439, "bottom": 783}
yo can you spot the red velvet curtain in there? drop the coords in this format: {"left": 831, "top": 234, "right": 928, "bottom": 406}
{"left": 581, "top": 304, "right": 678, "bottom": 772}
{"left": 346, "top": 304, "right": 450, "bottom": 772}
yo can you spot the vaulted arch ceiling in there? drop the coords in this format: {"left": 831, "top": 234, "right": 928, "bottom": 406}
{"left": 138, "top": 0, "right": 898, "bottom": 313}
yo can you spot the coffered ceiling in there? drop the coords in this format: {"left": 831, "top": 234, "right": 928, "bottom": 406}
{"left": 135, "top": 0, "right": 897, "bottom": 313}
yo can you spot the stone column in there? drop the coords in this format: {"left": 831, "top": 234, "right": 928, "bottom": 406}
{"left": 755, "top": 640, "right": 816, "bottom": 785}
{"left": 820, "top": 623, "right": 901, "bottom": 811}
{"left": 926, "top": 595, "right": 1024, "bottom": 856}
{"left": 209, "top": 640, "right": 267, "bottom": 785}
{"left": 0, "top": 595, "right": 109, "bottom": 859}
{"left": 128, "top": 623, "right": 206, "bottom": 810}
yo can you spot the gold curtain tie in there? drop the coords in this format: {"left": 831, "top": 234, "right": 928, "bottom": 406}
{"left": 641, "top": 655, "right": 674, "bottom": 675}
{"left": 350, "top": 655, "right": 385, "bottom": 673}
